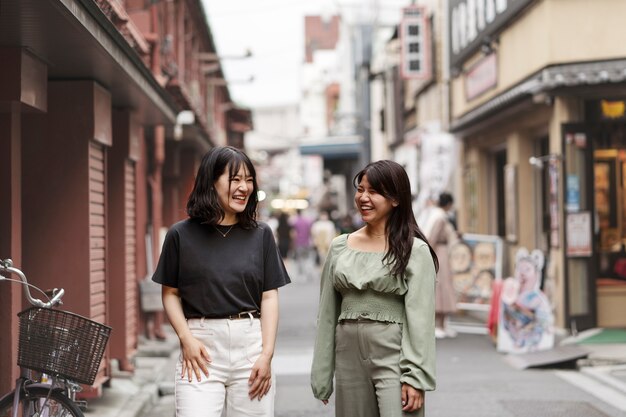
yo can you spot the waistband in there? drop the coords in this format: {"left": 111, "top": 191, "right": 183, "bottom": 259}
{"left": 224, "top": 310, "right": 260, "bottom": 320}
{"left": 188, "top": 310, "right": 260, "bottom": 321}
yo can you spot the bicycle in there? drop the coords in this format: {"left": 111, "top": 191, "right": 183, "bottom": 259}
{"left": 0, "top": 258, "right": 112, "bottom": 417}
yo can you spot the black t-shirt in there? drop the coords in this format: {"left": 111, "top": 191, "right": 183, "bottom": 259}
{"left": 152, "top": 218, "right": 291, "bottom": 318}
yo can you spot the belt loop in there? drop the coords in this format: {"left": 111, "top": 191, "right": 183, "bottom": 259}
{"left": 247, "top": 311, "right": 253, "bottom": 325}
{"left": 200, "top": 317, "right": 206, "bottom": 327}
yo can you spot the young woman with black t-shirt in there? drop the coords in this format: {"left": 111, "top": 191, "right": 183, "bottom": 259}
{"left": 152, "top": 146, "right": 291, "bottom": 417}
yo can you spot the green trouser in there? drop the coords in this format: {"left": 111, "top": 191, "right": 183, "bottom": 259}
{"left": 335, "top": 320, "right": 425, "bottom": 417}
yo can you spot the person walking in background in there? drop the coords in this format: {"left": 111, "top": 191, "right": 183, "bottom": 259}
{"left": 152, "top": 146, "right": 291, "bottom": 417}
{"left": 311, "top": 160, "right": 438, "bottom": 417}
{"left": 424, "top": 192, "right": 459, "bottom": 339}
{"left": 310, "top": 211, "right": 337, "bottom": 265}
{"left": 338, "top": 213, "right": 357, "bottom": 234}
{"left": 291, "top": 209, "right": 313, "bottom": 271}
{"left": 276, "top": 211, "right": 292, "bottom": 259}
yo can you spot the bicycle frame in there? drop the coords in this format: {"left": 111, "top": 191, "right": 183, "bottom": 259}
{"left": 0, "top": 259, "right": 82, "bottom": 417}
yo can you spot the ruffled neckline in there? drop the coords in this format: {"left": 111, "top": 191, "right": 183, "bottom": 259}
{"left": 339, "top": 234, "right": 386, "bottom": 255}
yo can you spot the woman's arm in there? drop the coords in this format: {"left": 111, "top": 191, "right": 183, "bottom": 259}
{"left": 310, "top": 243, "right": 340, "bottom": 402}
{"left": 162, "top": 285, "right": 211, "bottom": 382}
{"left": 399, "top": 242, "right": 437, "bottom": 409}
{"left": 248, "top": 288, "right": 279, "bottom": 400}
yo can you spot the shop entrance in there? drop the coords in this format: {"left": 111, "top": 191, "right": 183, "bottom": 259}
{"left": 563, "top": 116, "right": 626, "bottom": 330}
{"left": 592, "top": 124, "right": 626, "bottom": 280}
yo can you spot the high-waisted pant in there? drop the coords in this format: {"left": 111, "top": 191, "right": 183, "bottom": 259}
{"left": 335, "top": 320, "right": 425, "bottom": 417}
{"left": 174, "top": 317, "right": 274, "bottom": 417}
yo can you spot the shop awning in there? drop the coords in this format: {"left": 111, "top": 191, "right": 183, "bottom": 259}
{"left": 451, "top": 58, "right": 626, "bottom": 133}
{"left": 0, "top": 0, "right": 179, "bottom": 125}
{"left": 299, "top": 136, "right": 363, "bottom": 160}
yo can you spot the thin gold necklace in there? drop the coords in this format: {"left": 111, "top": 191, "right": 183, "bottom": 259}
{"left": 215, "top": 224, "right": 235, "bottom": 238}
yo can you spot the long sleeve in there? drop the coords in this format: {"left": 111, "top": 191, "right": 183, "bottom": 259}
{"left": 399, "top": 241, "right": 437, "bottom": 391}
{"left": 310, "top": 240, "right": 341, "bottom": 400}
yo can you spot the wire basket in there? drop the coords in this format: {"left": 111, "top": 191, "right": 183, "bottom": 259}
{"left": 17, "top": 307, "right": 112, "bottom": 385}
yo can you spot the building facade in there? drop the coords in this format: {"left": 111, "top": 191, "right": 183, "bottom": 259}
{"left": 448, "top": 0, "right": 626, "bottom": 331}
{"left": 0, "top": 0, "right": 250, "bottom": 395}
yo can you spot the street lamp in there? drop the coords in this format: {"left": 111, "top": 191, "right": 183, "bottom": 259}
{"left": 529, "top": 154, "right": 563, "bottom": 169}
{"left": 173, "top": 110, "right": 195, "bottom": 141}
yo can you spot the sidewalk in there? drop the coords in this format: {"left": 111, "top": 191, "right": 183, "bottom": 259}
{"left": 83, "top": 330, "right": 179, "bottom": 417}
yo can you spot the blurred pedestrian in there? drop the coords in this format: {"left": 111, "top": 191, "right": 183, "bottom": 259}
{"left": 310, "top": 211, "right": 337, "bottom": 265}
{"left": 311, "top": 160, "right": 438, "bottom": 417}
{"left": 152, "top": 146, "right": 291, "bottom": 417}
{"left": 276, "top": 211, "right": 292, "bottom": 259}
{"left": 338, "top": 213, "right": 356, "bottom": 234}
{"left": 291, "top": 209, "right": 313, "bottom": 268}
{"left": 424, "top": 192, "right": 459, "bottom": 339}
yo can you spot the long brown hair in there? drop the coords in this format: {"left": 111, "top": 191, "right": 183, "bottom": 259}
{"left": 353, "top": 160, "right": 438, "bottom": 278}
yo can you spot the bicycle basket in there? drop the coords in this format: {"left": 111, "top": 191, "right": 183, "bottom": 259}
{"left": 17, "top": 307, "right": 112, "bottom": 385}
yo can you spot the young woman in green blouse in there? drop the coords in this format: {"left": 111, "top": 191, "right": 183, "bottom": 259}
{"left": 311, "top": 160, "right": 438, "bottom": 416}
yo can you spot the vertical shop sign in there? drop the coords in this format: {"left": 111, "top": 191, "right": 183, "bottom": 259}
{"left": 548, "top": 159, "right": 560, "bottom": 248}
{"left": 400, "top": 6, "right": 432, "bottom": 80}
{"left": 465, "top": 165, "right": 479, "bottom": 232}
{"left": 504, "top": 164, "right": 518, "bottom": 242}
{"left": 417, "top": 132, "right": 456, "bottom": 210}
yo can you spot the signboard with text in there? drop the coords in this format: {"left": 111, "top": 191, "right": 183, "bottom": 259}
{"left": 448, "top": 0, "right": 534, "bottom": 70}
{"left": 465, "top": 53, "right": 497, "bottom": 100}
{"left": 566, "top": 211, "right": 592, "bottom": 257}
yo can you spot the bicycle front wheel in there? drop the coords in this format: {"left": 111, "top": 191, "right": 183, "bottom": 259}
{"left": 0, "top": 386, "right": 83, "bottom": 417}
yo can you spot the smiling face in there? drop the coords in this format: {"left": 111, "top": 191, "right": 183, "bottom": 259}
{"left": 214, "top": 163, "right": 254, "bottom": 224}
{"left": 354, "top": 174, "right": 397, "bottom": 227}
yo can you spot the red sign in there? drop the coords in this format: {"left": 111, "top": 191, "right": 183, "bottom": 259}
{"left": 465, "top": 53, "right": 497, "bottom": 101}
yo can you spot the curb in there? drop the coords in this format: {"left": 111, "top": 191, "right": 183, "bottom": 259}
{"left": 580, "top": 364, "right": 626, "bottom": 396}
{"left": 555, "top": 367, "right": 626, "bottom": 413}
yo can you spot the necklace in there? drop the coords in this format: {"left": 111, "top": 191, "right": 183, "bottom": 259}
{"left": 215, "top": 224, "right": 235, "bottom": 238}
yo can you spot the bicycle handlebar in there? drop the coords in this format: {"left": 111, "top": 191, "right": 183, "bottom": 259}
{"left": 0, "top": 258, "right": 65, "bottom": 308}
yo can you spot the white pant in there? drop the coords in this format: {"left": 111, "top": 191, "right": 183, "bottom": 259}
{"left": 175, "top": 317, "right": 275, "bottom": 417}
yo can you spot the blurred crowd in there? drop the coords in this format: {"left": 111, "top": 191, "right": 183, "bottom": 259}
{"left": 264, "top": 209, "right": 364, "bottom": 266}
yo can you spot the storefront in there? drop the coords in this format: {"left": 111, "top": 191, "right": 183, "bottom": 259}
{"left": 447, "top": 0, "right": 626, "bottom": 331}
{"left": 562, "top": 100, "right": 626, "bottom": 330}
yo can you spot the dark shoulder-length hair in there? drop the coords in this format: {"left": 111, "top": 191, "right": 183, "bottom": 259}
{"left": 186, "top": 146, "right": 258, "bottom": 229}
{"left": 353, "top": 160, "right": 438, "bottom": 278}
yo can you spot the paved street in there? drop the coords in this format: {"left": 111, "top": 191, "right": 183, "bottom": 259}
{"left": 138, "top": 257, "right": 626, "bottom": 417}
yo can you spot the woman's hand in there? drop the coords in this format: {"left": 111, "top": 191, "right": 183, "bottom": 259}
{"left": 161, "top": 286, "right": 211, "bottom": 382}
{"left": 180, "top": 335, "right": 211, "bottom": 382}
{"left": 401, "top": 384, "right": 424, "bottom": 412}
{"left": 248, "top": 353, "right": 272, "bottom": 400}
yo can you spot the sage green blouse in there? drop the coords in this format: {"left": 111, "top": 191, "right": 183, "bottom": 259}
{"left": 310, "top": 234, "right": 437, "bottom": 400}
